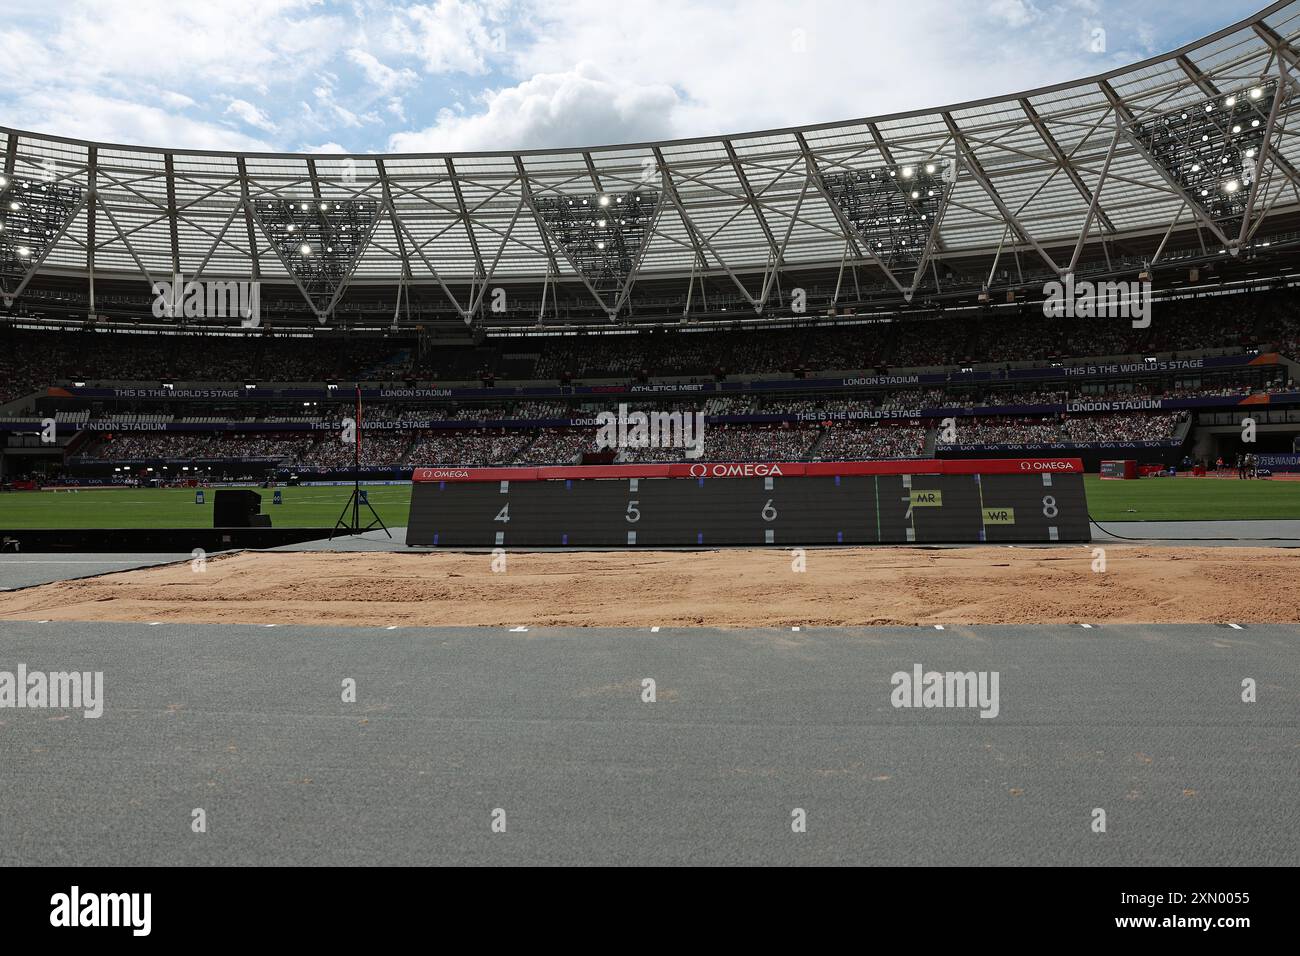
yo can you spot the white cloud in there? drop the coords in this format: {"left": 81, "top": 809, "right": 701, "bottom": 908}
{"left": 310, "top": 78, "right": 374, "bottom": 129}
{"left": 224, "top": 99, "right": 278, "bottom": 133}
{"left": 388, "top": 62, "right": 678, "bottom": 152}
{"left": 347, "top": 48, "right": 418, "bottom": 94}
{"left": 497, "top": 0, "right": 1128, "bottom": 143}
{"left": 389, "top": 0, "right": 508, "bottom": 75}
{"left": 0, "top": 0, "right": 1268, "bottom": 155}
{"left": 987, "top": 0, "right": 1041, "bottom": 28}
{"left": 160, "top": 91, "right": 198, "bottom": 110}
{"left": 8, "top": 90, "right": 273, "bottom": 151}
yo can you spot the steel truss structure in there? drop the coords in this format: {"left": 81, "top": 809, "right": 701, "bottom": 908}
{"left": 5, "top": 2, "right": 1300, "bottom": 330}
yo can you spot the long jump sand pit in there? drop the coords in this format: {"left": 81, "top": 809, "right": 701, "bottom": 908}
{"left": 1, "top": 545, "right": 1298, "bottom": 626}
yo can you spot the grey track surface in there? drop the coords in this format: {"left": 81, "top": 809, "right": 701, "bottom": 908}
{"left": 1088, "top": 518, "right": 1300, "bottom": 546}
{"left": 273, "top": 520, "right": 1300, "bottom": 554}
{"left": 272, "top": 527, "right": 409, "bottom": 551}
{"left": 0, "top": 620, "right": 1295, "bottom": 866}
{"left": 0, "top": 553, "right": 195, "bottom": 591}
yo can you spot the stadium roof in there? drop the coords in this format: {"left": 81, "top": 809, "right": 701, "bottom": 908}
{"left": 6, "top": 1, "right": 1300, "bottom": 330}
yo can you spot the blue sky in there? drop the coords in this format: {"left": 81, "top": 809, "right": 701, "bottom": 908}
{"left": 0, "top": 0, "right": 1272, "bottom": 154}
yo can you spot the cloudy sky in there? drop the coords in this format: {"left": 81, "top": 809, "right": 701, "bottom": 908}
{"left": 0, "top": 0, "right": 1269, "bottom": 154}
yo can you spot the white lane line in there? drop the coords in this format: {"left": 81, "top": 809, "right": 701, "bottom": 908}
{"left": 263, "top": 623, "right": 277, "bottom": 628}
{"left": 148, "top": 622, "right": 161, "bottom": 627}
{"left": 1079, "top": 623, "right": 1093, "bottom": 629}
{"left": 509, "top": 626, "right": 529, "bottom": 632}
{"left": 1227, "top": 622, "right": 1243, "bottom": 630}
{"left": 385, "top": 625, "right": 399, "bottom": 630}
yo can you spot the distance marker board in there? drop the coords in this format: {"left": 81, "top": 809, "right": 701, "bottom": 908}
{"left": 405, "top": 459, "right": 1090, "bottom": 548}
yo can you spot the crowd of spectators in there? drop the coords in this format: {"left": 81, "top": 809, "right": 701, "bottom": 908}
{"left": 0, "top": 330, "right": 408, "bottom": 400}
{"left": 812, "top": 424, "right": 927, "bottom": 460}
{"left": 406, "top": 430, "right": 533, "bottom": 466}
{"left": 296, "top": 432, "right": 414, "bottom": 469}
{"left": 936, "top": 417, "right": 1065, "bottom": 446}
{"left": 86, "top": 432, "right": 314, "bottom": 461}
{"left": 1060, "top": 412, "right": 1184, "bottom": 442}
{"left": 512, "top": 429, "right": 600, "bottom": 464}
{"left": 69, "top": 405, "right": 1193, "bottom": 470}
{"left": 6, "top": 289, "right": 1300, "bottom": 411}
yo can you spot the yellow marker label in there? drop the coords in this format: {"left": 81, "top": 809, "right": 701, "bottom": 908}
{"left": 909, "top": 490, "right": 942, "bottom": 506}
{"left": 982, "top": 507, "right": 1015, "bottom": 524}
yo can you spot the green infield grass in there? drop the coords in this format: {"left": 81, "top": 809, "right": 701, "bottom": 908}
{"left": 0, "top": 484, "right": 414, "bottom": 530}
{"left": 1082, "top": 474, "right": 1300, "bottom": 522}
{"left": 2, "top": 475, "right": 1298, "bottom": 529}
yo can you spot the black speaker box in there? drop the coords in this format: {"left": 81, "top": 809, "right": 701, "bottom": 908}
{"left": 213, "top": 489, "right": 264, "bottom": 528}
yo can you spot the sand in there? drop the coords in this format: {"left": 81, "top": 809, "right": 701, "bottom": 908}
{"left": 1, "top": 545, "right": 1298, "bottom": 627}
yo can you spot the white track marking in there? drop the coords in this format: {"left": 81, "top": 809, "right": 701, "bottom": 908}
{"left": 1079, "top": 623, "right": 1093, "bottom": 629}
{"left": 650, "top": 626, "right": 660, "bottom": 633}
{"left": 509, "top": 626, "right": 529, "bottom": 632}
{"left": 934, "top": 624, "right": 945, "bottom": 630}
{"left": 1227, "top": 622, "right": 1243, "bottom": 629}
